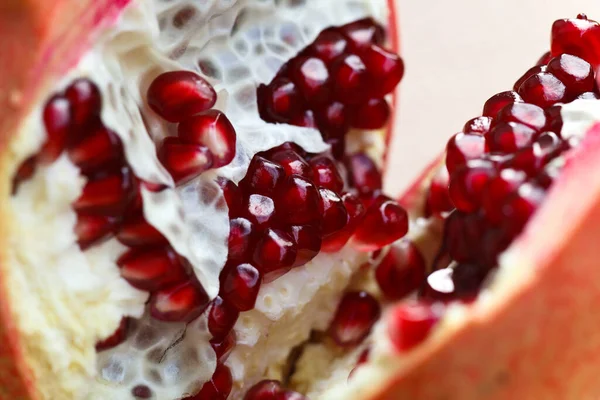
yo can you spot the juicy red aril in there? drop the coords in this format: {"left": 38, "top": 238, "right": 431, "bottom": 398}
{"left": 501, "top": 183, "right": 546, "bottom": 236}
{"left": 352, "top": 98, "right": 390, "bottom": 130}
{"left": 12, "top": 157, "right": 37, "bottom": 194}
{"left": 150, "top": 280, "right": 210, "bottom": 322}
{"left": 347, "top": 152, "right": 382, "bottom": 194}
{"left": 375, "top": 240, "right": 426, "bottom": 300}
{"left": 65, "top": 78, "right": 101, "bottom": 127}
{"left": 217, "top": 178, "right": 242, "bottom": 217}
{"left": 220, "top": 263, "right": 261, "bottom": 312}
{"left": 116, "top": 212, "right": 167, "bottom": 247}
{"left": 240, "top": 156, "right": 285, "bottom": 195}
{"left": 74, "top": 167, "right": 134, "bottom": 216}
{"left": 326, "top": 137, "right": 346, "bottom": 160}
{"left": 158, "top": 136, "right": 213, "bottom": 184}
{"left": 362, "top": 45, "right": 405, "bottom": 97}
{"left": 329, "top": 291, "right": 381, "bottom": 347}
{"left": 147, "top": 71, "right": 216, "bottom": 122}
{"left": 208, "top": 296, "right": 239, "bottom": 341}
{"left": 177, "top": 110, "right": 237, "bottom": 168}
{"left": 514, "top": 66, "right": 546, "bottom": 92}
{"left": 443, "top": 211, "right": 482, "bottom": 263}
{"left": 332, "top": 54, "right": 368, "bottom": 103}
{"left": 117, "top": 246, "right": 188, "bottom": 291}
{"left": 517, "top": 72, "right": 567, "bottom": 108}
{"left": 310, "top": 28, "right": 349, "bottom": 63}
{"left": 537, "top": 51, "right": 553, "bottom": 66}
{"left": 290, "top": 56, "right": 331, "bottom": 105}
{"left": 228, "top": 217, "right": 257, "bottom": 262}
{"left": 210, "top": 331, "right": 236, "bottom": 363}
{"left": 352, "top": 196, "right": 408, "bottom": 252}
{"left": 270, "top": 150, "right": 311, "bottom": 178}
{"left": 546, "top": 54, "right": 595, "bottom": 99}
{"left": 75, "top": 213, "right": 119, "bottom": 250}
{"left": 40, "top": 95, "right": 71, "bottom": 163}
{"left": 96, "top": 318, "right": 130, "bottom": 351}
{"left": 268, "top": 142, "right": 307, "bottom": 157}
{"left": 424, "top": 166, "right": 453, "bottom": 217}
{"left": 340, "top": 18, "right": 385, "bottom": 50}
{"left": 482, "top": 91, "right": 523, "bottom": 118}
{"left": 318, "top": 188, "right": 348, "bottom": 236}
{"left": 253, "top": 229, "right": 297, "bottom": 281}
{"left": 317, "top": 101, "right": 350, "bottom": 137}
{"left": 445, "top": 132, "right": 486, "bottom": 175}
{"left": 387, "top": 302, "right": 441, "bottom": 352}
{"left": 275, "top": 175, "right": 321, "bottom": 225}
{"left": 463, "top": 116, "right": 492, "bottom": 135}
{"left": 421, "top": 264, "right": 488, "bottom": 302}
{"left": 244, "top": 380, "right": 284, "bottom": 400}
{"left": 486, "top": 122, "right": 537, "bottom": 153}
{"left": 67, "top": 122, "right": 123, "bottom": 173}
{"left": 289, "top": 109, "right": 317, "bottom": 128}
{"left": 243, "top": 194, "right": 276, "bottom": 229}
{"left": 189, "top": 364, "right": 232, "bottom": 400}
{"left": 262, "top": 78, "right": 304, "bottom": 121}
{"left": 551, "top": 16, "right": 600, "bottom": 65}
{"left": 132, "top": 385, "right": 152, "bottom": 399}
{"left": 481, "top": 168, "right": 527, "bottom": 225}
{"left": 449, "top": 160, "right": 496, "bottom": 213}
{"left": 496, "top": 103, "right": 547, "bottom": 131}
{"left": 310, "top": 155, "right": 344, "bottom": 192}
{"left": 290, "top": 225, "right": 321, "bottom": 267}
{"left": 321, "top": 192, "right": 366, "bottom": 252}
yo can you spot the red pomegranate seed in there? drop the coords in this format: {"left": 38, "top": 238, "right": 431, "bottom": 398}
{"left": 537, "top": 51, "right": 553, "bottom": 66}
{"left": 546, "top": 54, "right": 595, "bottom": 99}
{"left": 577, "top": 91, "right": 600, "bottom": 99}
{"left": 96, "top": 317, "right": 130, "bottom": 351}
{"left": 150, "top": 280, "right": 210, "bottom": 322}
{"left": 496, "top": 103, "right": 547, "bottom": 131}
{"left": 131, "top": 385, "right": 152, "bottom": 399}
{"left": 375, "top": 240, "right": 426, "bottom": 300}
{"left": 332, "top": 54, "right": 368, "bottom": 103}
{"left": 75, "top": 213, "right": 119, "bottom": 250}
{"left": 352, "top": 195, "right": 408, "bottom": 252}
{"left": 326, "top": 136, "right": 346, "bottom": 160}
{"left": 178, "top": 110, "right": 237, "bottom": 168}
{"left": 12, "top": 156, "right": 37, "bottom": 194}
{"left": 40, "top": 95, "right": 71, "bottom": 163}
{"left": 74, "top": 167, "right": 134, "bottom": 216}
{"left": 387, "top": 302, "right": 441, "bottom": 352}
{"left": 147, "top": 71, "right": 216, "bottom": 122}
{"left": 340, "top": 18, "right": 385, "bottom": 50}
{"left": 116, "top": 212, "right": 166, "bottom": 247}
{"left": 240, "top": 156, "right": 285, "bottom": 196}
{"left": 310, "top": 28, "right": 349, "bottom": 63}
{"left": 424, "top": 166, "right": 453, "bottom": 217}
{"left": 228, "top": 217, "right": 256, "bottom": 262}
{"left": 290, "top": 56, "right": 332, "bottom": 105}
{"left": 318, "top": 188, "right": 348, "bottom": 236}
{"left": 269, "top": 150, "right": 311, "bottom": 178}
{"left": 189, "top": 364, "right": 232, "bottom": 400}
{"left": 289, "top": 109, "right": 317, "bottom": 128}
{"left": 501, "top": 183, "right": 546, "bottom": 236}
{"left": 551, "top": 16, "right": 600, "bottom": 65}
{"left": 65, "top": 78, "right": 101, "bottom": 127}
{"left": 442, "top": 211, "right": 471, "bottom": 263}
{"left": 445, "top": 132, "right": 486, "bottom": 175}
{"left": 463, "top": 116, "right": 492, "bottom": 135}
{"left": 309, "top": 155, "right": 344, "bottom": 192}
{"left": 290, "top": 225, "right": 321, "bottom": 267}
{"left": 217, "top": 178, "right": 242, "bottom": 217}
{"left": 208, "top": 296, "right": 239, "bottom": 341}
{"left": 517, "top": 72, "right": 566, "bottom": 108}
{"left": 329, "top": 291, "right": 380, "bottom": 347}
{"left": 362, "top": 45, "right": 404, "bottom": 97}
{"left": 117, "top": 246, "right": 188, "bottom": 291}
{"left": 486, "top": 122, "right": 537, "bottom": 153}
{"left": 513, "top": 66, "right": 546, "bottom": 92}
{"left": 352, "top": 98, "right": 390, "bottom": 130}
{"left": 347, "top": 152, "right": 382, "bottom": 194}
{"left": 321, "top": 192, "right": 366, "bottom": 252}
{"left": 481, "top": 168, "right": 527, "bottom": 225}
{"left": 244, "top": 380, "right": 284, "bottom": 400}
{"left": 158, "top": 136, "right": 213, "bottom": 184}
{"left": 482, "top": 91, "right": 523, "bottom": 118}
{"left": 220, "top": 263, "right": 262, "bottom": 311}
{"left": 268, "top": 142, "right": 307, "bottom": 157}
{"left": 275, "top": 175, "right": 321, "bottom": 225}
{"left": 421, "top": 264, "right": 488, "bottom": 302}
{"left": 68, "top": 122, "right": 123, "bottom": 173}
{"left": 317, "top": 101, "right": 350, "bottom": 137}
{"left": 253, "top": 229, "right": 297, "bottom": 281}
{"left": 449, "top": 160, "right": 497, "bottom": 213}
{"left": 262, "top": 78, "right": 305, "bottom": 121}
{"left": 505, "top": 138, "right": 562, "bottom": 176}
{"left": 210, "top": 331, "right": 236, "bottom": 363}
{"left": 242, "top": 194, "right": 276, "bottom": 229}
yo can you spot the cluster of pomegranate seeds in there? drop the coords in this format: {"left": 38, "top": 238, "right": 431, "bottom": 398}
{"left": 148, "top": 71, "right": 237, "bottom": 184}
{"left": 257, "top": 18, "right": 403, "bottom": 157}
{"left": 184, "top": 363, "right": 233, "bottom": 400}
{"left": 328, "top": 291, "right": 381, "bottom": 347}
{"left": 244, "top": 380, "right": 307, "bottom": 400}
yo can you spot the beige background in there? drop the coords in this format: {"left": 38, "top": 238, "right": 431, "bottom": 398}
{"left": 386, "top": 0, "right": 600, "bottom": 195}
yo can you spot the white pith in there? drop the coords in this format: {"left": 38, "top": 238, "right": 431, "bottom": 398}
{"left": 6, "top": 0, "right": 392, "bottom": 399}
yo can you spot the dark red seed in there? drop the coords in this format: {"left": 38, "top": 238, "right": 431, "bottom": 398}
{"left": 329, "top": 291, "right": 381, "bottom": 347}
{"left": 346, "top": 152, "right": 382, "bottom": 194}
{"left": 40, "top": 95, "right": 71, "bottom": 163}
{"left": 332, "top": 54, "right": 368, "bottom": 103}
{"left": 513, "top": 66, "right": 546, "bottom": 92}
{"left": 290, "top": 57, "right": 332, "bottom": 105}
{"left": 240, "top": 156, "right": 285, "bottom": 196}
{"left": 445, "top": 133, "right": 486, "bottom": 175}
{"left": 228, "top": 217, "right": 257, "bottom": 262}
{"left": 463, "top": 116, "right": 492, "bottom": 135}
{"left": 495, "top": 103, "right": 547, "bottom": 131}
{"left": 352, "top": 195, "right": 408, "bottom": 252}
{"left": 421, "top": 264, "right": 489, "bottom": 302}
{"left": 208, "top": 296, "right": 239, "bottom": 341}
{"left": 321, "top": 192, "right": 366, "bottom": 252}
{"left": 318, "top": 188, "right": 348, "bottom": 236}
{"left": 12, "top": 156, "right": 37, "bottom": 194}
{"left": 118, "top": 247, "right": 188, "bottom": 291}
{"left": 537, "top": 51, "right": 553, "bottom": 66}
{"left": 352, "top": 98, "right": 390, "bottom": 130}
{"left": 217, "top": 178, "right": 243, "bottom": 217}
{"left": 147, "top": 71, "right": 216, "bottom": 122}
{"left": 244, "top": 380, "right": 284, "bottom": 400}
{"left": 387, "top": 302, "right": 441, "bottom": 352}
{"left": 482, "top": 91, "right": 523, "bottom": 118}
{"left": 131, "top": 385, "right": 152, "bottom": 399}
{"left": 242, "top": 194, "right": 276, "bottom": 229}
{"left": 290, "top": 225, "right": 321, "bottom": 267}
{"left": 74, "top": 167, "right": 134, "bottom": 216}
{"left": 486, "top": 122, "right": 537, "bottom": 153}
{"left": 424, "top": 166, "right": 453, "bottom": 218}
{"left": 375, "top": 240, "right": 426, "bottom": 300}
{"left": 65, "top": 78, "right": 101, "bottom": 127}
{"left": 220, "top": 263, "right": 262, "bottom": 312}
{"left": 481, "top": 168, "right": 527, "bottom": 225}
{"left": 158, "top": 136, "right": 213, "bottom": 184}
{"left": 190, "top": 364, "right": 233, "bottom": 400}
{"left": 96, "top": 318, "right": 130, "bottom": 351}
{"left": 253, "top": 229, "right": 297, "bottom": 281}
{"left": 75, "top": 213, "right": 119, "bottom": 250}
{"left": 68, "top": 122, "right": 123, "bottom": 173}
{"left": 546, "top": 54, "right": 595, "bottom": 99}
{"left": 317, "top": 101, "right": 350, "bottom": 137}
{"left": 262, "top": 78, "right": 305, "bottom": 121}
{"left": 517, "top": 72, "right": 567, "bottom": 108}
{"left": 340, "top": 18, "right": 385, "bottom": 50}
{"left": 443, "top": 211, "right": 471, "bottom": 263}
{"left": 362, "top": 45, "right": 404, "bottom": 97}
{"left": 501, "top": 183, "right": 546, "bottom": 236}
{"left": 551, "top": 17, "right": 600, "bottom": 65}
{"left": 545, "top": 105, "right": 564, "bottom": 133}
{"left": 210, "top": 331, "right": 236, "bottom": 363}
{"left": 275, "top": 175, "right": 321, "bottom": 225}
{"left": 289, "top": 109, "right": 317, "bottom": 128}
{"left": 309, "top": 155, "right": 344, "bottom": 192}
{"left": 266, "top": 142, "right": 306, "bottom": 158}
{"left": 310, "top": 28, "right": 349, "bottom": 63}
{"left": 116, "top": 212, "right": 167, "bottom": 247}
{"left": 449, "top": 160, "right": 497, "bottom": 213}
{"left": 269, "top": 150, "right": 311, "bottom": 178}
{"left": 326, "top": 137, "right": 346, "bottom": 160}
{"left": 150, "top": 280, "right": 210, "bottom": 322}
